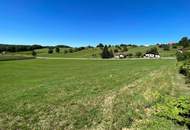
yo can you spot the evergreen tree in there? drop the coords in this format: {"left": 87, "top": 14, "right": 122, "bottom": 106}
{"left": 179, "top": 37, "right": 190, "bottom": 48}
{"left": 101, "top": 45, "right": 110, "bottom": 58}
{"left": 101, "top": 45, "right": 114, "bottom": 58}
{"left": 109, "top": 49, "right": 114, "bottom": 58}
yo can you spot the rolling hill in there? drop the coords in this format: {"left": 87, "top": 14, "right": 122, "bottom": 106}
{"left": 9, "top": 45, "right": 178, "bottom": 58}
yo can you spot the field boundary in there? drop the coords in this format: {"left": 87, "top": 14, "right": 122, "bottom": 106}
{"left": 0, "top": 56, "right": 35, "bottom": 61}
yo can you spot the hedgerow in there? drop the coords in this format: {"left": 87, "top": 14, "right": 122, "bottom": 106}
{"left": 154, "top": 96, "right": 190, "bottom": 129}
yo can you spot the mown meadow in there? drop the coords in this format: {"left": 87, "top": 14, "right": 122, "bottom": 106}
{"left": 0, "top": 58, "right": 189, "bottom": 129}
{"left": 0, "top": 55, "right": 34, "bottom": 61}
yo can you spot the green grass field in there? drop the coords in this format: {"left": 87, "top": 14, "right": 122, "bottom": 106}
{"left": 0, "top": 55, "right": 34, "bottom": 61}
{"left": 0, "top": 59, "right": 189, "bottom": 129}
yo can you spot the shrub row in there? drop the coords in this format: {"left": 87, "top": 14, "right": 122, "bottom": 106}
{"left": 155, "top": 96, "right": 190, "bottom": 129}
{"left": 176, "top": 51, "right": 190, "bottom": 61}
{"left": 0, "top": 44, "right": 43, "bottom": 53}
{"left": 179, "top": 62, "right": 190, "bottom": 83}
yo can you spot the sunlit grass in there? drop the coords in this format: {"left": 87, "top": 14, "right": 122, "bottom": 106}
{"left": 0, "top": 59, "right": 188, "bottom": 129}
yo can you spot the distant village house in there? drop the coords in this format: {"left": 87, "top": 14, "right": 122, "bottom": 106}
{"left": 114, "top": 53, "right": 126, "bottom": 59}
{"left": 144, "top": 53, "right": 160, "bottom": 58}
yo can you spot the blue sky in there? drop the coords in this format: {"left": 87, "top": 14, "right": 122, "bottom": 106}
{"left": 0, "top": 0, "right": 190, "bottom": 47}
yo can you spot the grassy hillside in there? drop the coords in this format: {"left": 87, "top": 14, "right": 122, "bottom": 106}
{"left": 15, "top": 48, "right": 102, "bottom": 58}
{"left": 10, "top": 45, "right": 178, "bottom": 58}
{"left": 127, "top": 46, "right": 177, "bottom": 57}
{"left": 0, "top": 59, "right": 189, "bottom": 129}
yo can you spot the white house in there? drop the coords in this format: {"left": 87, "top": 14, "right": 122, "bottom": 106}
{"left": 114, "top": 53, "right": 125, "bottom": 59}
{"left": 144, "top": 53, "right": 160, "bottom": 58}
{"left": 144, "top": 54, "right": 154, "bottom": 58}
{"left": 155, "top": 55, "right": 160, "bottom": 58}
{"left": 119, "top": 54, "right": 125, "bottom": 59}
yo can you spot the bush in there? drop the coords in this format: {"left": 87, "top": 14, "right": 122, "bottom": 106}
{"left": 179, "top": 37, "right": 190, "bottom": 48}
{"left": 92, "top": 54, "right": 97, "bottom": 58}
{"left": 176, "top": 51, "right": 190, "bottom": 61}
{"left": 122, "top": 46, "right": 128, "bottom": 52}
{"left": 163, "top": 45, "right": 170, "bottom": 51}
{"left": 55, "top": 47, "right": 60, "bottom": 53}
{"left": 172, "top": 45, "right": 177, "bottom": 49}
{"left": 64, "top": 50, "right": 68, "bottom": 54}
{"left": 48, "top": 48, "right": 53, "bottom": 54}
{"left": 135, "top": 52, "right": 143, "bottom": 58}
{"left": 179, "top": 62, "right": 190, "bottom": 83}
{"left": 127, "top": 53, "right": 133, "bottom": 58}
{"left": 114, "top": 48, "right": 119, "bottom": 53}
{"left": 146, "top": 47, "right": 159, "bottom": 55}
{"left": 32, "top": 50, "right": 37, "bottom": 57}
{"left": 179, "top": 64, "right": 189, "bottom": 76}
{"left": 176, "top": 52, "right": 186, "bottom": 61}
{"left": 155, "top": 96, "right": 190, "bottom": 129}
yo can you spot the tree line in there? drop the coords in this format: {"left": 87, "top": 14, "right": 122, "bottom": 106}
{"left": 0, "top": 44, "right": 43, "bottom": 53}
{"left": 0, "top": 44, "right": 72, "bottom": 53}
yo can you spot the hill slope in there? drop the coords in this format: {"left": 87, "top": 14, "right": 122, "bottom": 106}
{"left": 5, "top": 45, "right": 178, "bottom": 58}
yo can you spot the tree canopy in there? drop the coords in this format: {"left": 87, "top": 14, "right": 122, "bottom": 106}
{"left": 146, "top": 47, "right": 159, "bottom": 55}
{"left": 179, "top": 37, "right": 190, "bottom": 48}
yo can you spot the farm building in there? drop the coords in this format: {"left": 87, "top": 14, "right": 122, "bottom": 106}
{"left": 144, "top": 53, "right": 160, "bottom": 58}
{"left": 114, "top": 53, "right": 126, "bottom": 59}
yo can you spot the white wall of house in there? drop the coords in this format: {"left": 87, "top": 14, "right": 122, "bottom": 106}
{"left": 144, "top": 54, "right": 160, "bottom": 58}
